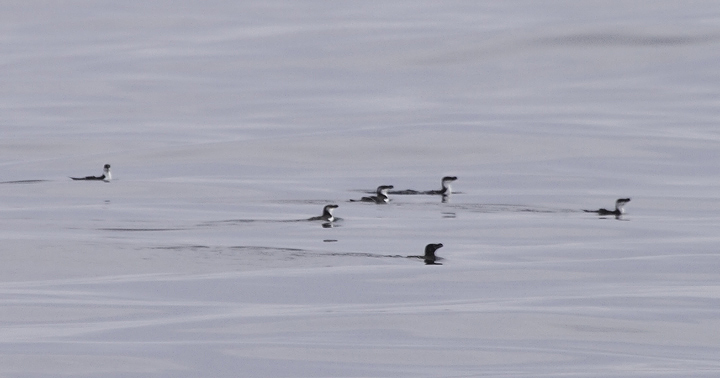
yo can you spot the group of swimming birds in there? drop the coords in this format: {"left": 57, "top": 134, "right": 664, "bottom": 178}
{"left": 70, "top": 164, "right": 630, "bottom": 265}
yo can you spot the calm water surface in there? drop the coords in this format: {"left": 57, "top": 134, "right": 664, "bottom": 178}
{"left": 2, "top": 1, "right": 720, "bottom": 377}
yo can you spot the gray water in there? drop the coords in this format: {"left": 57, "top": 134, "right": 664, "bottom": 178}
{"left": 2, "top": 1, "right": 720, "bottom": 377}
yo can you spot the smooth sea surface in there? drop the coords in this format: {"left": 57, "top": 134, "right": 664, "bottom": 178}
{"left": 2, "top": 1, "right": 720, "bottom": 377}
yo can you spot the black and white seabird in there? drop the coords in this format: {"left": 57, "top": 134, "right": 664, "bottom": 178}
{"left": 425, "top": 243, "right": 442, "bottom": 265}
{"left": 352, "top": 185, "right": 394, "bottom": 204}
{"left": 408, "top": 243, "right": 444, "bottom": 265}
{"left": 429, "top": 176, "right": 457, "bottom": 196}
{"left": 584, "top": 198, "right": 631, "bottom": 217}
{"left": 422, "top": 243, "right": 444, "bottom": 265}
{"left": 389, "top": 176, "right": 458, "bottom": 195}
{"left": 308, "top": 204, "right": 339, "bottom": 222}
{"left": 71, "top": 164, "right": 111, "bottom": 182}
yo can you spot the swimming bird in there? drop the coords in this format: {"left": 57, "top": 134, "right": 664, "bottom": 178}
{"left": 351, "top": 185, "right": 394, "bottom": 204}
{"left": 308, "top": 204, "right": 339, "bottom": 222}
{"left": 423, "top": 243, "right": 444, "bottom": 265}
{"left": 389, "top": 176, "right": 458, "bottom": 195}
{"left": 71, "top": 164, "right": 111, "bottom": 182}
{"left": 584, "top": 198, "right": 631, "bottom": 217}
{"left": 430, "top": 176, "right": 457, "bottom": 196}
{"left": 408, "top": 243, "right": 444, "bottom": 265}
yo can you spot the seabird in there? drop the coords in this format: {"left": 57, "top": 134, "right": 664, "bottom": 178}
{"left": 584, "top": 198, "right": 631, "bottom": 217}
{"left": 70, "top": 164, "right": 111, "bottom": 182}
{"left": 308, "top": 204, "right": 339, "bottom": 222}
{"left": 422, "top": 243, "right": 444, "bottom": 265}
{"left": 389, "top": 176, "right": 458, "bottom": 196}
{"left": 407, "top": 243, "right": 444, "bottom": 265}
{"left": 352, "top": 185, "right": 394, "bottom": 204}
